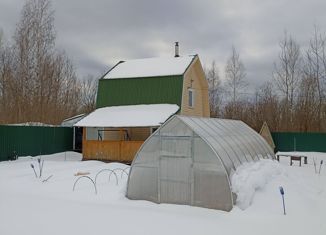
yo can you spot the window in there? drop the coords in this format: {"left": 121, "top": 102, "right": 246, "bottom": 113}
{"left": 86, "top": 127, "right": 102, "bottom": 140}
{"left": 188, "top": 89, "right": 195, "bottom": 108}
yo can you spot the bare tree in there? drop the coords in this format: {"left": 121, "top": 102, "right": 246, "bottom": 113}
{"left": 0, "top": 0, "right": 81, "bottom": 124}
{"left": 295, "top": 76, "right": 319, "bottom": 131}
{"left": 255, "top": 82, "right": 280, "bottom": 131}
{"left": 205, "top": 61, "right": 222, "bottom": 117}
{"left": 302, "top": 26, "right": 326, "bottom": 130}
{"left": 273, "top": 32, "right": 301, "bottom": 128}
{"left": 224, "top": 46, "right": 247, "bottom": 118}
{"left": 0, "top": 32, "right": 16, "bottom": 123}
{"left": 225, "top": 46, "right": 247, "bottom": 102}
{"left": 79, "top": 75, "right": 98, "bottom": 114}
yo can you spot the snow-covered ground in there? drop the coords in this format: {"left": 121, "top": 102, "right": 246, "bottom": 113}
{"left": 0, "top": 151, "right": 325, "bottom": 235}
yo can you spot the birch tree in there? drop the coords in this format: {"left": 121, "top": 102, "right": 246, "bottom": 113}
{"left": 205, "top": 60, "right": 222, "bottom": 117}
{"left": 224, "top": 46, "right": 247, "bottom": 118}
{"left": 9, "top": 0, "right": 80, "bottom": 124}
{"left": 273, "top": 32, "right": 301, "bottom": 128}
{"left": 303, "top": 26, "right": 326, "bottom": 130}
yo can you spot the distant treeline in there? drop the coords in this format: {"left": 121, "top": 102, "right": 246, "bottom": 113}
{"left": 0, "top": 0, "right": 97, "bottom": 124}
{"left": 206, "top": 30, "right": 326, "bottom": 132}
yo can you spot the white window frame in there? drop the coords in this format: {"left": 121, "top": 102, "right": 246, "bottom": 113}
{"left": 188, "top": 88, "right": 195, "bottom": 108}
{"left": 86, "top": 127, "right": 102, "bottom": 140}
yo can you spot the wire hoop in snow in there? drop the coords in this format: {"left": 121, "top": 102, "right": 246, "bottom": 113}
{"left": 95, "top": 169, "right": 119, "bottom": 186}
{"left": 123, "top": 166, "right": 131, "bottom": 171}
{"left": 73, "top": 176, "right": 97, "bottom": 194}
{"left": 111, "top": 167, "right": 129, "bottom": 179}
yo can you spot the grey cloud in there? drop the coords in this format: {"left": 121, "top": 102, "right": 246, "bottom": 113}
{"left": 1, "top": 0, "right": 326, "bottom": 87}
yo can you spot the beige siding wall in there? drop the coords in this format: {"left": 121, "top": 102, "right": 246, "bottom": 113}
{"left": 180, "top": 57, "right": 210, "bottom": 117}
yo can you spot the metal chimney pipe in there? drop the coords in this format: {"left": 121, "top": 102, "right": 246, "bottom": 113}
{"left": 175, "top": 42, "right": 180, "bottom": 57}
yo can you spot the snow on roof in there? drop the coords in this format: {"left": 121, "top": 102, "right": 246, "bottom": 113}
{"left": 62, "top": 113, "right": 86, "bottom": 122}
{"left": 74, "top": 104, "right": 179, "bottom": 127}
{"left": 61, "top": 114, "right": 86, "bottom": 127}
{"left": 6, "top": 122, "right": 55, "bottom": 127}
{"left": 103, "top": 55, "right": 195, "bottom": 79}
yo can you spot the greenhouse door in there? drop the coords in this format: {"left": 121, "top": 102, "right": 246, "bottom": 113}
{"left": 159, "top": 137, "right": 192, "bottom": 205}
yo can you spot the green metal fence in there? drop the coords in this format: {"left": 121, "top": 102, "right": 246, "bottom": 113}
{"left": 272, "top": 132, "right": 326, "bottom": 152}
{"left": 0, "top": 125, "right": 73, "bottom": 161}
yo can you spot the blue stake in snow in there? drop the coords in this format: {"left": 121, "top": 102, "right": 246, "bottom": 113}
{"left": 279, "top": 186, "right": 286, "bottom": 215}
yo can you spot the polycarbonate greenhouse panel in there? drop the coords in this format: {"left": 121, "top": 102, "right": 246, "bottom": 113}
{"left": 178, "top": 116, "right": 274, "bottom": 173}
{"left": 127, "top": 115, "right": 274, "bottom": 211}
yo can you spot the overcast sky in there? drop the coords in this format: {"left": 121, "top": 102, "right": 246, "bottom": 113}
{"left": 1, "top": 0, "right": 326, "bottom": 91}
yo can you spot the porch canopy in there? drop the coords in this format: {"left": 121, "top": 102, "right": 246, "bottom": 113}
{"left": 74, "top": 104, "right": 180, "bottom": 162}
{"left": 74, "top": 104, "right": 179, "bottom": 128}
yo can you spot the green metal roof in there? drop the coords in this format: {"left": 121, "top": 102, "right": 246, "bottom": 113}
{"left": 96, "top": 75, "right": 184, "bottom": 108}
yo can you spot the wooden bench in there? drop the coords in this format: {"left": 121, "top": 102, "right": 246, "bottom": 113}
{"left": 276, "top": 154, "right": 308, "bottom": 167}
{"left": 290, "top": 156, "right": 302, "bottom": 166}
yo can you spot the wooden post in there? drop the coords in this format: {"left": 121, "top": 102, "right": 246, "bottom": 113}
{"left": 119, "top": 129, "right": 122, "bottom": 161}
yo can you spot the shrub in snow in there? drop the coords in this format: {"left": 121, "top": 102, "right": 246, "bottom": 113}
{"left": 313, "top": 158, "right": 323, "bottom": 175}
{"left": 42, "top": 175, "right": 53, "bottom": 183}
{"left": 231, "top": 159, "right": 283, "bottom": 210}
{"left": 37, "top": 158, "right": 44, "bottom": 178}
{"left": 319, "top": 160, "right": 323, "bottom": 175}
{"left": 313, "top": 158, "right": 317, "bottom": 174}
{"left": 30, "top": 164, "right": 37, "bottom": 178}
{"left": 8, "top": 151, "right": 18, "bottom": 161}
{"left": 30, "top": 158, "right": 46, "bottom": 179}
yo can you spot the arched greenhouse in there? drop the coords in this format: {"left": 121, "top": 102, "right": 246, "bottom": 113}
{"left": 126, "top": 115, "right": 274, "bottom": 211}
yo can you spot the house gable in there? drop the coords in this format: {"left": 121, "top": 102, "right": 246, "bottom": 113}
{"left": 181, "top": 56, "right": 210, "bottom": 117}
{"left": 95, "top": 54, "right": 209, "bottom": 115}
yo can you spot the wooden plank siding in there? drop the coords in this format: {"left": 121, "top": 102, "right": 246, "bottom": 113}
{"left": 180, "top": 57, "right": 210, "bottom": 117}
{"left": 129, "top": 127, "right": 151, "bottom": 140}
{"left": 82, "top": 127, "right": 147, "bottom": 162}
{"left": 82, "top": 140, "right": 143, "bottom": 162}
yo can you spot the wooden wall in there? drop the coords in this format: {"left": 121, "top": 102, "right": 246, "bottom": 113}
{"left": 82, "top": 140, "right": 143, "bottom": 162}
{"left": 82, "top": 127, "right": 149, "bottom": 162}
{"left": 180, "top": 57, "right": 210, "bottom": 117}
{"left": 103, "top": 127, "right": 150, "bottom": 141}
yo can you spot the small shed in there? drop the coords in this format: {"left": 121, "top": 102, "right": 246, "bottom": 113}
{"left": 259, "top": 121, "right": 276, "bottom": 151}
{"left": 127, "top": 115, "right": 274, "bottom": 211}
